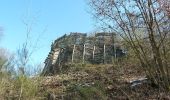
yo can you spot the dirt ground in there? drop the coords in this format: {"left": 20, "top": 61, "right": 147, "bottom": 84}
{"left": 41, "top": 64, "right": 170, "bottom": 100}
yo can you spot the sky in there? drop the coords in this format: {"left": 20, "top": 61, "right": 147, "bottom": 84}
{"left": 0, "top": 0, "right": 94, "bottom": 65}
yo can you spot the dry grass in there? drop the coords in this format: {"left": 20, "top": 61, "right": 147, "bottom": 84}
{"left": 0, "top": 60, "right": 170, "bottom": 99}
{"left": 39, "top": 62, "right": 170, "bottom": 99}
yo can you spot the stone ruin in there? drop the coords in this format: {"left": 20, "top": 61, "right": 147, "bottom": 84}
{"left": 42, "top": 32, "right": 125, "bottom": 75}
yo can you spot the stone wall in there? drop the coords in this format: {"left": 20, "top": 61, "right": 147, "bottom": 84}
{"left": 42, "top": 32, "right": 125, "bottom": 75}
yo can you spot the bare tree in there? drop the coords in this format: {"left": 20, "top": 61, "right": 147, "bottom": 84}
{"left": 89, "top": 0, "right": 170, "bottom": 90}
{"left": 0, "top": 26, "right": 4, "bottom": 41}
{"left": 158, "top": 0, "right": 170, "bottom": 18}
{"left": 0, "top": 48, "right": 8, "bottom": 72}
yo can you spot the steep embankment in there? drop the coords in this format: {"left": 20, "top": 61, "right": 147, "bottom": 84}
{"left": 40, "top": 63, "right": 170, "bottom": 100}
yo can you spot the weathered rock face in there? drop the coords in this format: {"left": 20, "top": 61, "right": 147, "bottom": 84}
{"left": 42, "top": 32, "right": 125, "bottom": 75}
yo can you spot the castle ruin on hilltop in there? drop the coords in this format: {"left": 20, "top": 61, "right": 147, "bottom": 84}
{"left": 42, "top": 32, "right": 125, "bottom": 75}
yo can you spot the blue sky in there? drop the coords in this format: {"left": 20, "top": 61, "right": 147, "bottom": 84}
{"left": 0, "top": 0, "right": 94, "bottom": 65}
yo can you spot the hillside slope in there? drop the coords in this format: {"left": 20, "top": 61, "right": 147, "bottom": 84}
{"left": 40, "top": 63, "right": 170, "bottom": 100}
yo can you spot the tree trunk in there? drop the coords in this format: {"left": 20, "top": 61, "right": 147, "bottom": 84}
{"left": 83, "top": 44, "right": 86, "bottom": 64}
{"left": 72, "top": 45, "right": 76, "bottom": 63}
{"left": 92, "top": 45, "right": 95, "bottom": 59}
{"left": 103, "top": 44, "right": 106, "bottom": 64}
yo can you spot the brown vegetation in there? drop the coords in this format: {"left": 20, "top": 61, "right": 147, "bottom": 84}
{"left": 89, "top": 0, "right": 170, "bottom": 91}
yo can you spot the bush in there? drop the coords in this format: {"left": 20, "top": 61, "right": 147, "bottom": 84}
{"left": 66, "top": 82, "right": 107, "bottom": 100}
